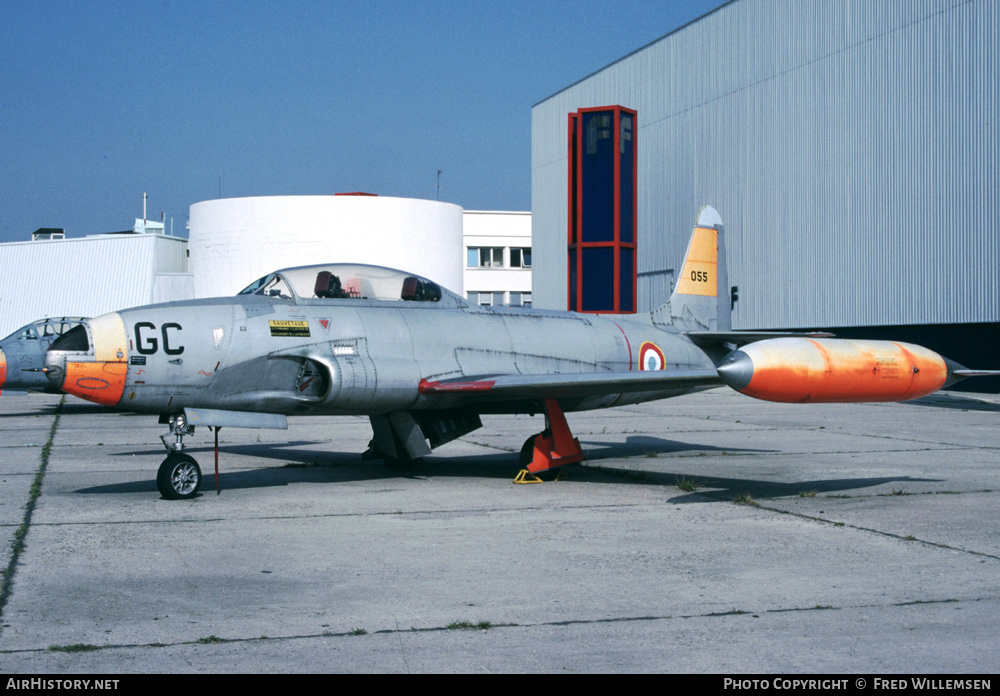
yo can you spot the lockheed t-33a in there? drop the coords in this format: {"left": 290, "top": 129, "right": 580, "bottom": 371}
{"left": 43, "top": 207, "right": 997, "bottom": 499}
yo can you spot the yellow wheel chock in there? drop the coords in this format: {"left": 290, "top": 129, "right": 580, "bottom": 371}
{"left": 513, "top": 468, "right": 571, "bottom": 484}
{"left": 514, "top": 469, "right": 544, "bottom": 484}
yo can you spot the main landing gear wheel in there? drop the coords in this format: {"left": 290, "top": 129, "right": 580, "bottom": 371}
{"left": 519, "top": 429, "right": 551, "bottom": 467}
{"left": 519, "top": 434, "right": 537, "bottom": 467}
{"left": 157, "top": 452, "right": 202, "bottom": 500}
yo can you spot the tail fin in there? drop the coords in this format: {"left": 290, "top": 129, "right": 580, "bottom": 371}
{"left": 652, "top": 206, "right": 730, "bottom": 331}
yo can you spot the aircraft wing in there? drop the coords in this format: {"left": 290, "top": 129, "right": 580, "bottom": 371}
{"left": 686, "top": 331, "right": 835, "bottom": 346}
{"left": 418, "top": 368, "right": 722, "bottom": 400}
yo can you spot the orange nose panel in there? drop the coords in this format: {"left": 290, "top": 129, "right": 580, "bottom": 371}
{"left": 0, "top": 348, "right": 6, "bottom": 390}
{"left": 740, "top": 338, "right": 948, "bottom": 403}
{"left": 64, "top": 361, "right": 127, "bottom": 406}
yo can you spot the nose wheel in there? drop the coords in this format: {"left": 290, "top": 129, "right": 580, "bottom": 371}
{"left": 157, "top": 452, "right": 202, "bottom": 499}
{"left": 157, "top": 413, "right": 203, "bottom": 499}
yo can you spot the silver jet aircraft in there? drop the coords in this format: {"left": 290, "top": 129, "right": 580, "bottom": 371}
{"left": 43, "top": 208, "right": 996, "bottom": 499}
{"left": 1, "top": 317, "right": 87, "bottom": 395}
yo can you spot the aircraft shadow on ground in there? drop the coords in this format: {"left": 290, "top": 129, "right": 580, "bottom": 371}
{"left": 632, "top": 473, "right": 941, "bottom": 503}
{"left": 76, "top": 434, "right": 937, "bottom": 501}
{"left": 2, "top": 402, "right": 135, "bottom": 418}
{"left": 75, "top": 450, "right": 522, "bottom": 496}
{"left": 0, "top": 411, "right": 59, "bottom": 419}
{"left": 580, "top": 434, "right": 773, "bottom": 457}
{"left": 905, "top": 393, "right": 1000, "bottom": 412}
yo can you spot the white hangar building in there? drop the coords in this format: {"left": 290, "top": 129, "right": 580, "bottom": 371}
{"left": 530, "top": 0, "right": 999, "bottom": 384}
{"left": 0, "top": 220, "right": 191, "bottom": 338}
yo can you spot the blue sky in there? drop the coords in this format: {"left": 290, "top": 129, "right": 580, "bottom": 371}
{"left": 1, "top": 0, "right": 725, "bottom": 242}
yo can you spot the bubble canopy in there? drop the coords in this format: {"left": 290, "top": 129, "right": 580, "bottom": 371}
{"left": 237, "top": 263, "right": 466, "bottom": 306}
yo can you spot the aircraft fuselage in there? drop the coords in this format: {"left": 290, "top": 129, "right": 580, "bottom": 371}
{"left": 45, "top": 294, "right": 715, "bottom": 418}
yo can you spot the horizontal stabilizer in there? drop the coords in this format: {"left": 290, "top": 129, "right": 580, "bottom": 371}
{"left": 419, "top": 369, "right": 722, "bottom": 400}
{"left": 944, "top": 366, "right": 1000, "bottom": 389}
{"left": 951, "top": 369, "right": 1000, "bottom": 377}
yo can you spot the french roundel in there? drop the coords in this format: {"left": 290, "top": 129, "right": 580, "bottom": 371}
{"left": 639, "top": 342, "right": 665, "bottom": 371}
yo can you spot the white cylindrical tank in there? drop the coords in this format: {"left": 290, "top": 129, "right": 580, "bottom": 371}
{"left": 189, "top": 196, "right": 464, "bottom": 299}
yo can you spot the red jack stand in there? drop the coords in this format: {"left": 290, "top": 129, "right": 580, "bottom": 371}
{"left": 524, "top": 399, "right": 584, "bottom": 475}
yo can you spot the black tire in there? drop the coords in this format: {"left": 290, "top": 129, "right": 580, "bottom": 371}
{"left": 519, "top": 434, "right": 538, "bottom": 467}
{"left": 157, "top": 452, "right": 202, "bottom": 500}
{"left": 520, "top": 429, "right": 551, "bottom": 467}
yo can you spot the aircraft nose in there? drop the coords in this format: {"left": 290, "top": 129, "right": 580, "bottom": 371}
{"left": 45, "top": 322, "right": 90, "bottom": 390}
{"left": 45, "top": 314, "right": 128, "bottom": 406}
{"left": 0, "top": 345, "right": 7, "bottom": 389}
{"left": 717, "top": 349, "right": 754, "bottom": 391}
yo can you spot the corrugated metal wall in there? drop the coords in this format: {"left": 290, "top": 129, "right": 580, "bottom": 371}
{"left": 532, "top": 0, "right": 999, "bottom": 329}
{"left": 153, "top": 234, "right": 190, "bottom": 273}
{"left": 0, "top": 235, "right": 192, "bottom": 337}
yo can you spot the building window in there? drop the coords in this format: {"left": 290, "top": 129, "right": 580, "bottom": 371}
{"left": 467, "top": 247, "right": 504, "bottom": 268}
{"left": 467, "top": 291, "right": 510, "bottom": 306}
{"left": 510, "top": 292, "right": 533, "bottom": 308}
{"left": 568, "top": 105, "right": 637, "bottom": 313}
{"left": 510, "top": 247, "right": 532, "bottom": 268}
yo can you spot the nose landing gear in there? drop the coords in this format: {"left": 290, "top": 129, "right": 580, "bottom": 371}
{"left": 157, "top": 414, "right": 202, "bottom": 499}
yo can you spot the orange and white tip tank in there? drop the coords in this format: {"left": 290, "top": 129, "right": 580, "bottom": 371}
{"left": 716, "top": 337, "right": 957, "bottom": 404}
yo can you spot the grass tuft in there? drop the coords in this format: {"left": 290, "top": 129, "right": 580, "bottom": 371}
{"left": 676, "top": 477, "right": 698, "bottom": 492}
{"left": 447, "top": 620, "right": 493, "bottom": 630}
{"left": 196, "top": 635, "right": 225, "bottom": 644}
{"left": 48, "top": 643, "right": 100, "bottom": 653}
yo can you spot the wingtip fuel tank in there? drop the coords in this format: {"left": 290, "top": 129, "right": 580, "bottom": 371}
{"left": 717, "top": 337, "right": 953, "bottom": 403}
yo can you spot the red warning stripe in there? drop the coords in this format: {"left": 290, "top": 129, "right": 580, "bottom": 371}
{"left": 418, "top": 378, "right": 497, "bottom": 394}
